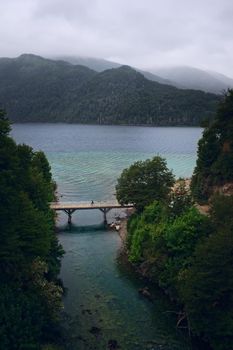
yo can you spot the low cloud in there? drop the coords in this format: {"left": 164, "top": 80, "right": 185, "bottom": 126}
{"left": 0, "top": 0, "right": 233, "bottom": 76}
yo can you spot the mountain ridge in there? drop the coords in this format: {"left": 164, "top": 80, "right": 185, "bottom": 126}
{"left": 152, "top": 66, "right": 233, "bottom": 93}
{"left": 54, "top": 55, "right": 233, "bottom": 93}
{"left": 0, "top": 54, "right": 220, "bottom": 126}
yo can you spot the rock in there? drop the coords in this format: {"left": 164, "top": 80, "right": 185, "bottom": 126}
{"left": 109, "top": 222, "right": 115, "bottom": 229}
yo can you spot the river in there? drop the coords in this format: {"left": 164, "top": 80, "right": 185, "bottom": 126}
{"left": 12, "top": 124, "right": 202, "bottom": 350}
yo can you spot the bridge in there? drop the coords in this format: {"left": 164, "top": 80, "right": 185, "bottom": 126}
{"left": 50, "top": 201, "right": 134, "bottom": 224}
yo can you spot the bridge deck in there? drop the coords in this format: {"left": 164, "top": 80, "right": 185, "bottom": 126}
{"left": 50, "top": 201, "right": 133, "bottom": 210}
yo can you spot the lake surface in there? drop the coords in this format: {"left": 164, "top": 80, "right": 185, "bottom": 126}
{"left": 12, "top": 124, "right": 203, "bottom": 349}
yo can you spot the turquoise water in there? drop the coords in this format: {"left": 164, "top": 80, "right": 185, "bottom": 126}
{"left": 12, "top": 124, "right": 202, "bottom": 349}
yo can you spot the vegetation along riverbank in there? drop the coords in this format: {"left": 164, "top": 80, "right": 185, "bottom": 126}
{"left": 0, "top": 110, "right": 64, "bottom": 349}
{"left": 115, "top": 90, "right": 233, "bottom": 350}
{"left": 1, "top": 87, "right": 232, "bottom": 349}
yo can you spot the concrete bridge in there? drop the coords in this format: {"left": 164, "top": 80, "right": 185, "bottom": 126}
{"left": 50, "top": 201, "right": 134, "bottom": 224}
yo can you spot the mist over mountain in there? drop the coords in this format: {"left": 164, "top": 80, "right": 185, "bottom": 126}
{"left": 54, "top": 55, "right": 121, "bottom": 72}
{"left": 55, "top": 55, "right": 173, "bottom": 86}
{"left": 152, "top": 66, "right": 233, "bottom": 93}
{"left": 0, "top": 54, "right": 220, "bottom": 126}
{"left": 54, "top": 56, "right": 233, "bottom": 94}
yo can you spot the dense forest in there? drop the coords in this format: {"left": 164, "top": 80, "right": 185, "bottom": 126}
{"left": 0, "top": 110, "right": 64, "bottom": 349}
{"left": 116, "top": 91, "right": 233, "bottom": 349}
{"left": 0, "top": 54, "right": 220, "bottom": 126}
{"left": 191, "top": 89, "right": 233, "bottom": 201}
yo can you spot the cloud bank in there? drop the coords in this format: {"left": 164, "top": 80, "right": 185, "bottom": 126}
{"left": 1, "top": 0, "right": 233, "bottom": 76}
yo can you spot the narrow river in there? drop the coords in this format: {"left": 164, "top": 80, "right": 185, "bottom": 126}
{"left": 12, "top": 124, "right": 202, "bottom": 350}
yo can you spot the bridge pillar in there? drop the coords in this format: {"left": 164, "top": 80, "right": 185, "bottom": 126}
{"left": 64, "top": 209, "right": 76, "bottom": 225}
{"left": 99, "top": 208, "right": 111, "bottom": 225}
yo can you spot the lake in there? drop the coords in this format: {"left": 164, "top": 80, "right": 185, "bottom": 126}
{"left": 12, "top": 124, "right": 203, "bottom": 350}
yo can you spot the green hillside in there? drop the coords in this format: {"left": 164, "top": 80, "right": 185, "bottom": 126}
{"left": 0, "top": 54, "right": 220, "bottom": 125}
{"left": 0, "top": 54, "right": 96, "bottom": 122}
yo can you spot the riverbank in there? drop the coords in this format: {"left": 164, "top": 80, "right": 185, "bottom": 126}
{"left": 116, "top": 217, "right": 128, "bottom": 244}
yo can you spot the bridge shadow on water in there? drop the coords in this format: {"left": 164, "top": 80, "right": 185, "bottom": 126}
{"left": 57, "top": 221, "right": 108, "bottom": 233}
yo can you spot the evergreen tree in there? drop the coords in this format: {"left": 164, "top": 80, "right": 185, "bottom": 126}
{"left": 191, "top": 90, "right": 233, "bottom": 202}
{"left": 0, "top": 111, "right": 64, "bottom": 349}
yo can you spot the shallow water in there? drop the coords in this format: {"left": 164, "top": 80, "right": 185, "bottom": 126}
{"left": 12, "top": 124, "right": 202, "bottom": 349}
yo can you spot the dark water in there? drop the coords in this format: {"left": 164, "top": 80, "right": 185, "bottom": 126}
{"left": 12, "top": 124, "right": 202, "bottom": 349}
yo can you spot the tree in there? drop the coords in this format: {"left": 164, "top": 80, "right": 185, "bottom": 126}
{"left": 0, "top": 109, "right": 11, "bottom": 136}
{"left": 191, "top": 89, "right": 233, "bottom": 202}
{"left": 116, "top": 156, "right": 175, "bottom": 211}
{"left": 169, "top": 179, "right": 193, "bottom": 217}
{"left": 0, "top": 112, "right": 64, "bottom": 349}
{"left": 179, "top": 228, "right": 233, "bottom": 350}
{"left": 178, "top": 195, "right": 233, "bottom": 349}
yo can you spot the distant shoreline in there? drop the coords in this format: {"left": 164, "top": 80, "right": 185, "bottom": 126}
{"left": 11, "top": 121, "right": 203, "bottom": 128}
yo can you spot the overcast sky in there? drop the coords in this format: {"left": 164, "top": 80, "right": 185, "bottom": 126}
{"left": 1, "top": 0, "right": 233, "bottom": 76}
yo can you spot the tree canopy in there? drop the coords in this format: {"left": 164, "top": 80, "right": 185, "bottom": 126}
{"left": 116, "top": 156, "right": 175, "bottom": 211}
{"left": 126, "top": 192, "right": 233, "bottom": 349}
{"left": 191, "top": 89, "right": 233, "bottom": 202}
{"left": 0, "top": 110, "right": 64, "bottom": 349}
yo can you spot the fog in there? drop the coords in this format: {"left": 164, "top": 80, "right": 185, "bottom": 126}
{"left": 1, "top": 0, "right": 233, "bottom": 76}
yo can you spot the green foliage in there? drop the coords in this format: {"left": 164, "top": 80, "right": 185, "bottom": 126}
{"left": 127, "top": 182, "right": 233, "bottom": 348}
{"left": 116, "top": 156, "right": 175, "bottom": 211}
{"left": 0, "top": 111, "right": 64, "bottom": 348}
{"left": 180, "top": 226, "right": 233, "bottom": 349}
{"left": 210, "top": 194, "right": 233, "bottom": 230}
{"left": 128, "top": 201, "right": 210, "bottom": 297}
{"left": 0, "top": 284, "right": 45, "bottom": 350}
{"left": 0, "top": 108, "right": 11, "bottom": 136}
{"left": 0, "top": 54, "right": 219, "bottom": 125}
{"left": 169, "top": 179, "right": 193, "bottom": 217}
{"left": 191, "top": 89, "right": 233, "bottom": 202}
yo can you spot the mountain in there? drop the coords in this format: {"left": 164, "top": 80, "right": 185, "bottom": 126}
{"left": 55, "top": 55, "right": 173, "bottom": 86}
{"left": 54, "top": 55, "right": 121, "bottom": 72}
{"left": 152, "top": 66, "right": 233, "bottom": 94}
{"left": 0, "top": 54, "right": 97, "bottom": 122}
{"left": 207, "top": 70, "right": 233, "bottom": 88}
{"left": 0, "top": 54, "right": 220, "bottom": 125}
{"left": 58, "top": 57, "right": 233, "bottom": 93}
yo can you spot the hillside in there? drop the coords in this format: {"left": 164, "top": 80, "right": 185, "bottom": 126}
{"left": 55, "top": 56, "right": 233, "bottom": 93}
{"left": 55, "top": 55, "right": 173, "bottom": 86}
{"left": 0, "top": 54, "right": 220, "bottom": 125}
{"left": 0, "top": 54, "right": 97, "bottom": 122}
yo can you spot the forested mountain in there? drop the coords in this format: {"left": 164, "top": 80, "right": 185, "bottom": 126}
{"left": 0, "top": 54, "right": 220, "bottom": 125}
{"left": 56, "top": 56, "right": 233, "bottom": 93}
{"left": 55, "top": 55, "right": 173, "bottom": 85}
{"left": 0, "top": 54, "right": 97, "bottom": 122}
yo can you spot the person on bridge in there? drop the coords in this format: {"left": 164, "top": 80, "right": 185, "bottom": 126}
{"left": 91, "top": 200, "right": 94, "bottom": 205}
